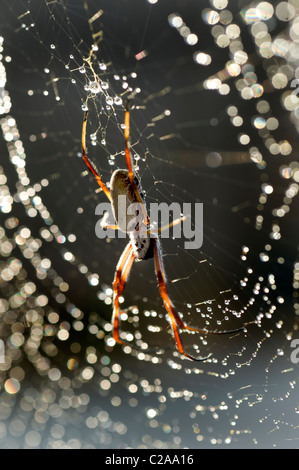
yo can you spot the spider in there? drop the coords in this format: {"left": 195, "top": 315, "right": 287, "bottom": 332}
{"left": 81, "top": 101, "right": 245, "bottom": 361}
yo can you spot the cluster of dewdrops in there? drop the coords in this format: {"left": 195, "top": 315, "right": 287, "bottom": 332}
{"left": 169, "top": 1, "right": 298, "bottom": 163}
{"left": 168, "top": 0, "right": 298, "bottom": 293}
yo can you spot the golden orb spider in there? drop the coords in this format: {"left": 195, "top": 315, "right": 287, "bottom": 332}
{"left": 81, "top": 101, "right": 245, "bottom": 361}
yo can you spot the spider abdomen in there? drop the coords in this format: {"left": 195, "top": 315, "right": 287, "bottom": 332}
{"left": 110, "top": 169, "right": 144, "bottom": 230}
{"left": 130, "top": 233, "right": 153, "bottom": 260}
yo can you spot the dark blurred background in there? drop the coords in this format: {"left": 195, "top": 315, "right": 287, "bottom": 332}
{"left": 0, "top": 0, "right": 298, "bottom": 449}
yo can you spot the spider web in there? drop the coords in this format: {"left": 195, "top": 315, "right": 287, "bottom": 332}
{"left": 0, "top": 0, "right": 298, "bottom": 449}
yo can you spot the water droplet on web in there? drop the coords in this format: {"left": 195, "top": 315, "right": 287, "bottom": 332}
{"left": 114, "top": 96, "right": 123, "bottom": 105}
{"left": 89, "top": 81, "right": 101, "bottom": 94}
{"left": 101, "top": 81, "right": 109, "bottom": 90}
{"left": 106, "top": 96, "right": 113, "bottom": 106}
{"left": 79, "top": 66, "right": 86, "bottom": 74}
{"left": 81, "top": 104, "right": 88, "bottom": 111}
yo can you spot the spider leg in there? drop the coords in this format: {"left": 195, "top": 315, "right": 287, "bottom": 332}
{"left": 112, "top": 242, "right": 136, "bottom": 344}
{"left": 152, "top": 237, "right": 211, "bottom": 361}
{"left": 147, "top": 215, "right": 187, "bottom": 236}
{"left": 82, "top": 111, "right": 111, "bottom": 201}
{"left": 99, "top": 210, "right": 120, "bottom": 231}
{"left": 102, "top": 224, "right": 119, "bottom": 230}
{"left": 124, "top": 101, "right": 135, "bottom": 187}
{"left": 124, "top": 101, "right": 149, "bottom": 225}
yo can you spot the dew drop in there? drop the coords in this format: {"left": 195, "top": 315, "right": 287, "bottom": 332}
{"left": 114, "top": 96, "right": 123, "bottom": 106}
{"left": 89, "top": 81, "right": 102, "bottom": 94}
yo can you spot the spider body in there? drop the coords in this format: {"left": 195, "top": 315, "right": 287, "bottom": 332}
{"left": 110, "top": 168, "right": 153, "bottom": 260}
{"left": 81, "top": 101, "right": 245, "bottom": 361}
